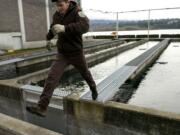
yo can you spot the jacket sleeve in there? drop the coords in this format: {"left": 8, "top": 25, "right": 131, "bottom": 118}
{"left": 46, "top": 13, "right": 56, "bottom": 40}
{"left": 65, "top": 11, "right": 89, "bottom": 35}
{"left": 46, "top": 24, "right": 54, "bottom": 40}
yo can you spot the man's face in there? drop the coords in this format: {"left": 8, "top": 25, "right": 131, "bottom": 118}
{"left": 56, "top": 1, "right": 69, "bottom": 14}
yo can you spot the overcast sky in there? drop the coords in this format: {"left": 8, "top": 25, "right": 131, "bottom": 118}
{"left": 81, "top": 0, "right": 180, "bottom": 20}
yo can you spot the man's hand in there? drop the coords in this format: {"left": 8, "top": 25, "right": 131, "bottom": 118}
{"left": 52, "top": 24, "right": 65, "bottom": 35}
{"left": 46, "top": 40, "right": 53, "bottom": 51}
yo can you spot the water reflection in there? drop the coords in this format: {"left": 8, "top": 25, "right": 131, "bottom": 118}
{"left": 128, "top": 42, "right": 180, "bottom": 114}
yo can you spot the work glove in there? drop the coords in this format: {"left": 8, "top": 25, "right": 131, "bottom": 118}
{"left": 46, "top": 40, "right": 53, "bottom": 51}
{"left": 52, "top": 24, "right": 65, "bottom": 35}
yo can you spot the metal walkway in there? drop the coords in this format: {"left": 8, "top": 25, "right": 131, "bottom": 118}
{"left": 81, "top": 39, "right": 170, "bottom": 102}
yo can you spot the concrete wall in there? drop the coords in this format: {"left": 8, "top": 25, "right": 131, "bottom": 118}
{"left": 25, "top": 101, "right": 66, "bottom": 133}
{"left": 0, "top": 0, "right": 22, "bottom": 50}
{"left": 0, "top": 83, "right": 25, "bottom": 120}
{"left": 0, "top": 32, "right": 22, "bottom": 50}
{"left": 63, "top": 96, "right": 180, "bottom": 135}
{"left": 0, "top": 113, "right": 63, "bottom": 135}
{"left": 22, "top": 0, "right": 47, "bottom": 41}
{"left": 0, "top": 81, "right": 66, "bottom": 133}
{"left": 0, "top": 0, "right": 20, "bottom": 32}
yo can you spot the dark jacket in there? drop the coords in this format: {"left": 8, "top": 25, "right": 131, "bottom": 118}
{"left": 46, "top": 1, "right": 89, "bottom": 55}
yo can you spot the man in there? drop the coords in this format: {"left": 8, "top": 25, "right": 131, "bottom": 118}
{"left": 26, "top": 0, "right": 98, "bottom": 117}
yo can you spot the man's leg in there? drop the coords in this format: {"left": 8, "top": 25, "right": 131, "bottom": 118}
{"left": 26, "top": 54, "right": 68, "bottom": 117}
{"left": 69, "top": 52, "right": 98, "bottom": 100}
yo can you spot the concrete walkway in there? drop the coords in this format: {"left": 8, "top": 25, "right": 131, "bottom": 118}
{"left": 0, "top": 113, "right": 63, "bottom": 135}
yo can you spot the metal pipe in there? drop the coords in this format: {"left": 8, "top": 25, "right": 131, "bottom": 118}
{"left": 88, "top": 6, "right": 180, "bottom": 14}
{"left": 147, "top": 9, "right": 151, "bottom": 41}
{"left": 45, "top": 0, "right": 50, "bottom": 31}
{"left": 116, "top": 12, "right": 119, "bottom": 39}
{"left": 17, "top": 0, "right": 26, "bottom": 48}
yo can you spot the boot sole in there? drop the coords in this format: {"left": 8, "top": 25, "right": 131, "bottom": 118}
{"left": 26, "top": 107, "right": 46, "bottom": 117}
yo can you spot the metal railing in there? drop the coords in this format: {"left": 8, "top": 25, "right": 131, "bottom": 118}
{"left": 84, "top": 7, "right": 180, "bottom": 39}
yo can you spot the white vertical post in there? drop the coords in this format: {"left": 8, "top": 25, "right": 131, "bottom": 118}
{"left": 45, "top": 0, "right": 50, "bottom": 31}
{"left": 17, "top": 0, "right": 26, "bottom": 48}
{"left": 147, "top": 9, "right": 151, "bottom": 41}
{"left": 116, "top": 12, "right": 119, "bottom": 39}
{"left": 146, "top": 9, "right": 151, "bottom": 49}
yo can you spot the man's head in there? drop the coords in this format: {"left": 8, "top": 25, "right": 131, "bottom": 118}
{"left": 55, "top": 0, "right": 70, "bottom": 14}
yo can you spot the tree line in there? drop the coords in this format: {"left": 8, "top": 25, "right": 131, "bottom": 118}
{"left": 89, "top": 18, "right": 180, "bottom": 31}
